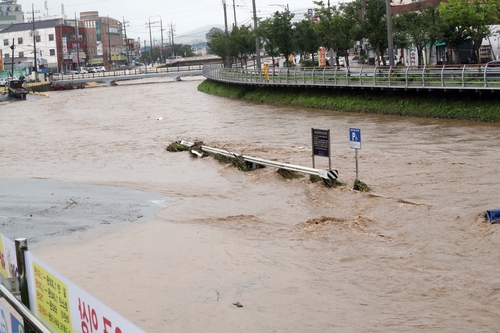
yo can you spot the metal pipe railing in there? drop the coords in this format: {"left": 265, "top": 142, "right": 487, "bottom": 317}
{"left": 203, "top": 63, "right": 500, "bottom": 91}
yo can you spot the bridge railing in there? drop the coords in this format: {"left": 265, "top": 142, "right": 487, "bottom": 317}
{"left": 202, "top": 63, "right": 500, "bottom": 91}
{"left": 51, "top": 64, "right": 203, "bottom": 81}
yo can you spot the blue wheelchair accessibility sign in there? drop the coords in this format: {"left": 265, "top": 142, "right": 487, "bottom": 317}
{"left": 349, "top": 128, "right": 361, "bottom": 149}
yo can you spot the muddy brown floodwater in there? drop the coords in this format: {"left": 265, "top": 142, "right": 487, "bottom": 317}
{"left": 1, "top": 76, "right": 500, "bottom": 332}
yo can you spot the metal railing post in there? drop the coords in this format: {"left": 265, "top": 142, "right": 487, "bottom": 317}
{"left": 422, "top": 65, "right": 426, "bottom": 87}
{"left": 15, "top": 238, "right": 36, "bottom": 333}
{"left": 441, "top": 65, "right": 445, "bottom": 87}
{"left": 405, "top": 66, "right": 409, "bottom": 88}
{"left": 461, "top": 65, "right": 466, "bottom": 87}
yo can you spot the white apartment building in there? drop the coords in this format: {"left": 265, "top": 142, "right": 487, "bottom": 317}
{"left": 1, "top": 19, "right": 61, "bottom": 71}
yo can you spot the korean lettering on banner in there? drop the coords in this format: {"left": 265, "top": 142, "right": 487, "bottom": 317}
{"left": 78, "top": 298, "right": 124, "bottom": 333}
{"left": 33, "top": 262, "right": 71, "bottom": 333}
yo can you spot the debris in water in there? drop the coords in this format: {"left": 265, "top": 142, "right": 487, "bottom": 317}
{"left": 277, "top": 168, "right": 304, "bottom": 179}
{"left": 165, "top": 141, "right": 190, "bottom": 152}
{"left": 353, "top": 180, "right": 371, "bottom": 192}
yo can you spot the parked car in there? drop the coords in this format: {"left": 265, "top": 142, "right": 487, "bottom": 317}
{"left": 95, "top": 66, "right": 106, "bottom": 73}
{"left": 78, "top": 68, "right": 88, "bottom": 74}
{"left": 0, "top": 76, "right": 16, "bottom": 86}
{"left": 86, "top": 67, "right": 97, "bottom": 73}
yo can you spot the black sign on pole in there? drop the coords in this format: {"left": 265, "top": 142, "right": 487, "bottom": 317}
{"left": 311, "top": 128, "right": 331, "bottom": 169}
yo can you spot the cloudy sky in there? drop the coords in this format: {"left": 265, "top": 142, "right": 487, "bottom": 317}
{"left": 24, "top": 0, "right": 342, "bottom": 43}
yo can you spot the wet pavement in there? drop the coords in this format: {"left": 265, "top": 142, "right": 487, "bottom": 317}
{"left": 0, "top": 178, "right": 166, "bottom": 243}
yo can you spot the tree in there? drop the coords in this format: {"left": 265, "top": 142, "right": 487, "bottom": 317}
{"left": 258, "top": 9, "right": 295, "bottom": 66}
{"left": 207, "top": 32, "right": 230, "bottom": 65}
{"left": 421, "top": 5, "right": 445, "bottom": 65}
{"left": 206, "top": 27, "right": 225, "bottom": 55}
{"left": 206, "top": 27, "right": 224, "bottom": 41}
{"left": 230, "top": 25, "right": 255, "bottom": 67}
{"left": 361, "top": 0, "right": 388, "bottom": 65}
{"left": 293, "top": 18, "right": 320, "bottom": 64}
{"left": 330, "top": 1, "right": 363, "bottom": 67}
{"left": 313, "top": 0, "right": 337, "bottom": 63}
{"left": 392, "top": 9, "right": 429, "bottom": 65}
{"left": 439, "top": 0, "right": 500, "bottom": 63}
{"left": 257, "top": 18, "right": 280, "bottom": 61}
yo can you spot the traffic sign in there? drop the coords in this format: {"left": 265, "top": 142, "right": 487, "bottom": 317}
{"left": 349, "top": 128, "right": 361, "bottom": 149}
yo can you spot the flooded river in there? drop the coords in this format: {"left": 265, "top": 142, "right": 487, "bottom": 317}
{"left": 1, "top": 76, "right": 500, "bottom": 332}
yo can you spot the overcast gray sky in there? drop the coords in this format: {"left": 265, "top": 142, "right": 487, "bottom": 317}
{"left": 25, "top": 0, "right": 338, "bottom": 43}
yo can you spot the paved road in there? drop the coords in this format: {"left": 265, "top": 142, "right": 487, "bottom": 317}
{"left": 0, "top": 178, "right": 166, "bottom": 243}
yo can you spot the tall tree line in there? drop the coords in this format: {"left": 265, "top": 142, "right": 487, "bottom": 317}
{"left": 207, "top": 0, "right": 500, "bottom": 66}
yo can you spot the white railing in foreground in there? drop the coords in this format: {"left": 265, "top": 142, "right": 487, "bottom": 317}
{"left": 203, "top": 63, "right": 500, "bottom": 91}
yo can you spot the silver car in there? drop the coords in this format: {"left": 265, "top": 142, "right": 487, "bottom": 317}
{"left": 0, "top": 76, "right": 17, "bottom": 86}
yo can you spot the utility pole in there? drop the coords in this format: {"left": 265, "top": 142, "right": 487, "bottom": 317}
{"left": 159, "top": 16, "right": 164, "bottom": 63}
{"left": 123, "top": 17, "right": 129, "bottom": 64}
{"left": 29, "top": 3, "right": 40, "bottom": 78}
{"left": 385, "top": 0, "right": 394, "bottom": 66}
{"left": 232, "top": 0, "right": 237, "bottom": 27}
{"left": 170, "top": 22, "right": 176, "bottom": 57}
{"left": 148, "top": 18, "right": 153, "bottom": 64}
{"left": 107, "top": 15, "right": 111, "bottom": 69}
{"left": 74, "top": 13, "right": 80, "bottom": 72}
{"left": 222, "top": 0, "right": 230, "bottom": 68}
{"left": 252, "top": 0, "right": 260, "bottom": 70}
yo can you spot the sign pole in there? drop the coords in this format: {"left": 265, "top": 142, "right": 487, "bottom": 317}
{"left": 311, "top": 127, "right": 315, "bottom": 168}
{"left": 355, "top": 148, "right": 359, "bottom": 181}
{"left": 349, "top": 128, "right": 361, "bottom": 182}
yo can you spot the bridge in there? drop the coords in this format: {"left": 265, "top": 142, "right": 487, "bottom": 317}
{"left": 51, "top": 64, "right": 204, "bottom": 86}
{"left": 202, "top": 64, "right": 500, "bottom": 93}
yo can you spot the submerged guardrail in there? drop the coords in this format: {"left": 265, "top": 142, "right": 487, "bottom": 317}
{"left": 203, "top": 63, "right": 500, "bottom": 92}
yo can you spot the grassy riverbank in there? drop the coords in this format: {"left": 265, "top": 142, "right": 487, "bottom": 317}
{"left": 198, "top": 79, "right": 500, "bottom": 122}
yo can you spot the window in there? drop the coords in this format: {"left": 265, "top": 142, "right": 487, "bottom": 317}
{"left": 4, "top": 54, "right": 9, "bottom": 59}
{"left": 17, "top": 37, "right": 23, "bottom": 44}
{"left": 18, "top": 52, "right": 24, "bottom": 58}
{"left": 49, "top": 49, "right": 55, "bottom": 56}
{"left": 49, "top": 34, "right": 54, "bottom": 41}
{"left": 3, "top": 39, "right": 8, "bottom": 46}
{"left": 35, "top": 35, "right": 41, "bottom": 43}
